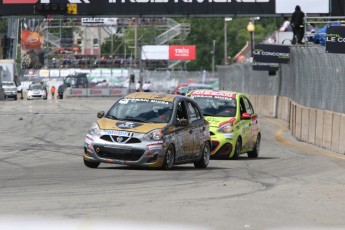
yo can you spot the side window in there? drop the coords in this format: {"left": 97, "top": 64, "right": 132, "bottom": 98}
{"left": 243, "top": 97, "right": 254, "bottom": 114}
{"left": 176, "top": 101, "right": 188, "bottom": 121}
{"left": 186, "top": 101, "right": 202, "bottom": 122}
{"left": 239, "top": 97, "right": 247, "bottom": 115}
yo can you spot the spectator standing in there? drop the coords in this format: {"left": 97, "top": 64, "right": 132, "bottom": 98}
{"left": 142, "top": 81, "right": 149, "bottom": 92}
{"left": 143, "top": 81, "right": 152, "bottom": 92}
{"left": 279, "top": 17, "right": 292, "bottom": 32}
{"left": 290, "top": 5, "right": 305, "bottom": 44}
{"left": 51, "top": 86, "right": 56, "bottom": 99}
{"left": 135, "top": 81, "right": 141, "bottom": 92}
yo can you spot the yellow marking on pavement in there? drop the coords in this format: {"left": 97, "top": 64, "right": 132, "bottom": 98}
{"left": 268, "top": 118, "right": 345, "bottom": 160}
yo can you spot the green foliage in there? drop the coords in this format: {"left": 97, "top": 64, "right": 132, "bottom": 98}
{"left": 101, "top": 35, "right": 126, "bottom": 57}
{"left": 181, "top": 17, "right": 278, "bottom": 71}
{"left": 0, "top": 18, "right": 7, "bottom": 34}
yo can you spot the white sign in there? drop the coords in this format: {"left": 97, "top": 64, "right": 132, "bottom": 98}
{"left": 276, "top": 0, "right": 329, "bottom": 14}
{"left": 81, "top": 18, "right": 117, "bottom": 26}
{"left": 141, "top": 45, "right": 169, "bottom": 60}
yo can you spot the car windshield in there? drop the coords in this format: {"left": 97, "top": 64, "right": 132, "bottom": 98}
{"left": 192, "top": 97, "right": 237, "bottom": 117}
{"left": 30, "top": 85, "right": 45, "bottom": 90}
{"left": 106, "top": 98, "right": 173, "bottom": 123}
{"left": 3, "top": 82, "right": 15, "bottom": 87}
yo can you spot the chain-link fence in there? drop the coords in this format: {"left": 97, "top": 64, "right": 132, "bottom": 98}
{"left": 218, "top": 46, "right": 345, "bottom": 114}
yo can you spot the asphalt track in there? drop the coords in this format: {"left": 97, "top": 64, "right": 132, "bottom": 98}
{"left": 1, "top": 98, "right": 345, "bottom": 230}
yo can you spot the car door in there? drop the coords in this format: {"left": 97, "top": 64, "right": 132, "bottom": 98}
{"left": 239, "top": 96, "right": 252, "bottom": 150}
{"left": 185, "top": 100, "right": 207, "bottom": 159}
{"left": 174, "top": 100, "right": 194, "bottom": 162}
{"left": 243, "top": 96, "right": 259, "bottom": 149}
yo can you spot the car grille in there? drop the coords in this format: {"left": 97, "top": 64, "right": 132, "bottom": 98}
{"left": 94, "top": 145, "right": 144, "bottom": 161}
{"left": 100, "top": 135, "right": 141, "bottom": 144}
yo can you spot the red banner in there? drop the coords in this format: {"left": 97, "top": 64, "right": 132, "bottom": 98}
{"left": 169, "top": 45, "right": 196, "bottom": 60}
{"left": 3, "top": 0, "right": 36, "bottom": 3}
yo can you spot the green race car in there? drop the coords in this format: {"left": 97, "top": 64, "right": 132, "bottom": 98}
{"left": 188, "top": 90, "right": 261, "bottom": 159}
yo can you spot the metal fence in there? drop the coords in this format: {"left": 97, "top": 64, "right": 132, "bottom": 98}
{"left": 140, "top": 69, "right": 219, "bottom": 93}
{"left": 218, "top": 46, "right": 345, "bottom": 114}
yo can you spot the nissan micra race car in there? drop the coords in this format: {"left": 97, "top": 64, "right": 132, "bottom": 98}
{"left": 83, "top": 92, "right": 211, "bottom": 169}
{"left": 188, "top": 90, "right": 261, "bottom": 159}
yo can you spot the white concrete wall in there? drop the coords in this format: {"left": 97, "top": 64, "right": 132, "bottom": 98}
{"left": 249, "top": 95, "right": 345, "bottom": 155}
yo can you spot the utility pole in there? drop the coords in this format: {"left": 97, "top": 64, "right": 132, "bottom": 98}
{"left": 224, "top": 17, "right": 232, "bottom": 65}
{"left": 212, "top": 40, "right": 215, "bottom": 78}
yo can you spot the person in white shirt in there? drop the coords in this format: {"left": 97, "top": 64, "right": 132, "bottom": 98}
{"left": 142, "top": 81, "right": 152, "bottom": 92}
{"left": 279, "top": 17, "right": 292, "bottom": 32}
{"left": 135, "top": 81, "right": 141, "bottom": 92}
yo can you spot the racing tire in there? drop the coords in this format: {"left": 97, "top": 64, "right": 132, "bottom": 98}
{"left": 84, "top": 158, "right": 100, "bottom": 168}
{"left": 161, "top": 145, "right": 175, "bottom": 170}
{"left": 230, "top": 138, "right": 241, "bottom": 160}
{"left": 194, "top": 142, "right": 210, "bottom": 168}
{"left": 247, "top": 134, "right": 261, "bottom": 158}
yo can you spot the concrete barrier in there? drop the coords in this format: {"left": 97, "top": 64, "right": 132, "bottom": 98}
{"left": 249, "top": 95, "right": 345, "bottom": 155}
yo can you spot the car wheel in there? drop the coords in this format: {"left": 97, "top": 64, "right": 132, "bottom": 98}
{"left": 247, "top": 134, "right": 261, "bottom": 158}
{"left": 162, "top": 145, "right": 175, "bottom": 170}
{"left": 14, "top": 96, "right": 17, "bottom": 100}
{"left": 230, "top": 138, "right": 241, "bottom": 160}
{"left": 194, "top": 142, "right": 210, "bottom": 168}
{"left": 84, "top": 158, "right": 100, "bottom": 168}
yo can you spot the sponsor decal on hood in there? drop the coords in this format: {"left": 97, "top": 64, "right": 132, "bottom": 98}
{"left": 98, "top": 118, "right": 167, "bottom": 133}
{"left": 116, "top": 121, "right": 143, "bottom": 129}
{"left": 205, "top": 116, "right": 233, "bottom": 127}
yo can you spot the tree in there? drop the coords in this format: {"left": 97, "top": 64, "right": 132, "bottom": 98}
{"left": 177, "top": 17, "right": 278, "bottom": 71}
{"left": 0, "top": 18, "right": 7, "bottom": 34}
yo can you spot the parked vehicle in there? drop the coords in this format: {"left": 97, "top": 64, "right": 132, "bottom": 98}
{"left": 57, "top": 84, "right": 65, "bottom": 99}
{"left": 185, "top": 83, "right": 213, "bottom": 96}
{"left": 83, "top": 92, "right": 211, "bottom": 169}
{"left": 2, "top": 81, "right": 17, "bottom": 100}
{"left": 63, "top": 73, "right": 89, "bottom": 88}
{"left": 188, "top": 90, "right": 261, "bottom": 159}
{"left": 27, "top": 83, "right": 47, "bottom": 100}
{"left": 173, "top": 84, "right": 188, "bottom": 95}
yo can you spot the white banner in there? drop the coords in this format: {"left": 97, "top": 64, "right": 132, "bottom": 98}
{"left": 141, "top": 45, "right": 169, "bottom": 60}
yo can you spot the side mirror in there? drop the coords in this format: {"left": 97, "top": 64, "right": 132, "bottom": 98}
{"left": 97, "top": 111, "right": 105, "bottom": 118}
{"left": 177, "top": 118, "right": 188, "bottom": 126}
{"left": 241, "top": 112, "right": 251, "bottom": 120}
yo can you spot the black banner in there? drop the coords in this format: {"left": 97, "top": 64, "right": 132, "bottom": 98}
{"left": 252, "top": 62, "right": 279, "bottom": 71}
{"left": 331, "top": 0, "right": 345, "bottom": 16}
{"left": 326, "top": 26, "right": 345, "bottom": 54}
{"left": 0, "top": 0, "right": 275, "bottom": 16}
{"left": 253, "top": 44, "right": 290, "bottom": 64}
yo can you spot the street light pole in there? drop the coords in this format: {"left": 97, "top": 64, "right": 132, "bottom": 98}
{"left": 224, "top": 17, "right": 232, "bottom": 65}
{"left": 212, "top": 39, "right": 215, "bottom": 78}
{"left": 247, "top": 21, "right": 255, "bottom": 58}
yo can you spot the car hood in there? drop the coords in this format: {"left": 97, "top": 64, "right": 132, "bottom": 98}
{"left": 98, "top": 118, "right": 167, "bottom": 133}
{"left": 204, "top": 116, "right": 235, "bottom": 128}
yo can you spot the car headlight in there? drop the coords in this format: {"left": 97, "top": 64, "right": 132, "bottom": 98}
{"left": 88, "top": 122, "right": 101, "bottom": 135}
{"left": 218, "top": 123, "right": 233, "bottom": 133}
{"left": 144, "top": 129, "right": 164, "bottom": 141}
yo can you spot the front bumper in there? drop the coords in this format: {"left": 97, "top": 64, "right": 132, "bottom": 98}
{"left": 4, "top": 91, "right": 17, "bottom": 97}
{"left": 27, "top": 93, "right": 47, "bottom": 100}
{"left": 83, "top": 133, "right": 166, "bottom": 168}
{"left": 210, "top": 128, "right": 236, "bottom": 158}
